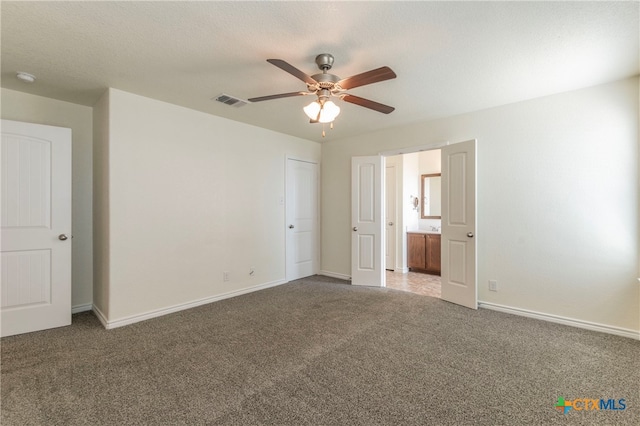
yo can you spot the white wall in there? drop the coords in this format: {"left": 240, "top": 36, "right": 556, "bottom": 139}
{"left": 95, "top": 89, "right": 320, "bottom": 324}
{"left": 92, "top": 90, "right": 110, "bottom": 317}
{"left": 385, "top": 154, "right": 418, "bottom": 272}
{"left": 402, "top": 152, "right": 420, "bottom": 232}
{"left": 321, "top": 77, "right": 639, "bottom": 333}
{"left": 419, "top": 150, "right": 441, "bottom": 174}
{"left": 1, "top": 88, "right": 93, "bottom": 310}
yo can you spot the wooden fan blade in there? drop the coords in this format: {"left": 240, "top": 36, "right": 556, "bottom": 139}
{"left": 342, "top": 94, "right": 395, "bottom": 114}
{"left": 267, "top": 59, "right": 317, "bottom": 85}
{"left": 248, "top": 91, "right": 307, "bottom": 102}
{"left": 337, "top": 66, "right": 396, "bottom": 90}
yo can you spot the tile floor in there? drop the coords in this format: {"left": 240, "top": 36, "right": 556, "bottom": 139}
{"left": 385, "top": 270, "right": 441, "bottom": 298}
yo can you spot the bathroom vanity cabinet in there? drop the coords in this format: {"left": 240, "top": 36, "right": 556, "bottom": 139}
{"left": 407, "top": 232, "right": 441, "bottom": 275}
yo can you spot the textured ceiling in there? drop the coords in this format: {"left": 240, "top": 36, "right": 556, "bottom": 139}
{"left": 1, "top": 1, "right": 638, "bottom": 142}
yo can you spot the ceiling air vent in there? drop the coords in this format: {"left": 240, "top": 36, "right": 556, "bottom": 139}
{"left": 213, "top": 93, "right": 248, "bottom": 108}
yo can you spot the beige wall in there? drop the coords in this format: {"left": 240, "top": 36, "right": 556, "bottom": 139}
{"left": 96, "top": 89, "right": 320, "bottom": 324}
{"left": 3, "top": 78, "right": 637, "bottom": 335}
{"left": 321, "top": 77, "right": 639, "bottom": 333}
{"left": 1, "top": 88, "right": 93, "bottom": 309}
{"left": 92, "top": 90, "right": 110, "bottom": 317}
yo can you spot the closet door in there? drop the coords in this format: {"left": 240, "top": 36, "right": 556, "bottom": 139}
{"left": 1, "top": 120, "right": 72, "bottom": 337}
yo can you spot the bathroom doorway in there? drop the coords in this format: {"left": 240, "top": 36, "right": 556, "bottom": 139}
{"left": 384, "top": 148, "right": 443, "bottom": 299}
{"left": 386, "top": 271, "right": 441, "bottom": 297}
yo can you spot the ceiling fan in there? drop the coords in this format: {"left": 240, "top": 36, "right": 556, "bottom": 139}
{"left": 248, "top": 54, "right": 396, "bottom": 135}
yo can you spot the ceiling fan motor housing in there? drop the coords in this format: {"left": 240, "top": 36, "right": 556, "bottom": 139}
{"left": 311, "top": 54, "right": 339, "bottom": 91}
{"left": 310, "top": 73, "right": 339, "bottom": 90}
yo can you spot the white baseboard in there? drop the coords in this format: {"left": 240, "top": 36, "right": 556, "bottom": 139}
{"left": 100, "top": 279, "right": 287, "bottom": 330}
{"left": 92, "top": 305, "right": 109, "bottom": 329}
{"left": 319, "top": 270, "right": 351, "bottom": 281}
{"left": 479, "top": 301, "right": 640, "bottom": 340}
{"left": 71, "top": 303, "right": 93, "bottom": 314}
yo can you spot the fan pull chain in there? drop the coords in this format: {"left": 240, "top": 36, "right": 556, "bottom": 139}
{"left": 321, "top": 121, "right": 335, "bottom": 138}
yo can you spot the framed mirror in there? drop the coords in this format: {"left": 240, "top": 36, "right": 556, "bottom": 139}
{"left": 421, "top": 173, "right": 441, "bottom": 219}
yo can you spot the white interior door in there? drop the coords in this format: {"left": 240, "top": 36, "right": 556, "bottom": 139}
{"left": 385, "top": 164, "right": 396, "bottom": 270}
{"left": 351, "top": 156, "right": 384, "bottom": 287}
{"left": 1, "top": 119, "right": 72, "bottom": 337}
{"left": 285, "top": 158, "right": 319, "bottom": 281}
{"left": 441, "top": 139, "right": 477, "bottom": 309}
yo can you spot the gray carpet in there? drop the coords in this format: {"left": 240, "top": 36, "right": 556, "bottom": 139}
{"left": 1, "top": 275, "right": 638, "bottom": 425}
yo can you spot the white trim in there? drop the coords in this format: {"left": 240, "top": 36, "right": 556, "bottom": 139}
{"left": 319, "top": 270, "right": 351, "bottom": 281}
{"left": 92, "top": 305, "right": 109, "bottom": 329}
{"left": 285, "top": 155, "right": 318, "bottom": 165}
{"left": 71, "top": 303, "right": 92, "bottom": 314}
{"left": 378, "top": 141, "right": 449, "bottom": 157}
{"left": 479, "top": 301, "right": 640, "bottom": 340}
{"left": 99, "top": 279, "right": 286, "bottom": 330}
{"left": 285, "top": 155, "right": 321, "bottom": 281}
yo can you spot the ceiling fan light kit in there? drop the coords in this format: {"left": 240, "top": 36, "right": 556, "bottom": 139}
{"left": 249, "top": 53, "right": 396, "bottom": 137}
{"left": 303, "top": 99, "right": 340, "bottom": 123}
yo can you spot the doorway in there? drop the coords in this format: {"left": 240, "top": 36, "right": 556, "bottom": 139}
{"left": 384, "top": 149, "right": 443, "bottom": 298}
{"left": 386, "top": 270, "right": 441, "bottom": 297}
{"left": 351, "top": 140, "right": 476, "bottom": 309}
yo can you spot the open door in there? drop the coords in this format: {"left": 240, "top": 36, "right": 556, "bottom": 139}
{"left": 441, "top": 140, "right": 477, "bottom": 309}
{"left": 351, "top": 156, "right": 385, "bottom": 287}
{"left": 1, "top": 120, "right": 72, "bottom": 336}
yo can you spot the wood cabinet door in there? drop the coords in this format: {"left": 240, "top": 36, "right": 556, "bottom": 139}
{"left": 407, "top": 233, "right": 426, "bottom": 269}
{"left": 426, "top": 234, "right": 441, "bottom": 274}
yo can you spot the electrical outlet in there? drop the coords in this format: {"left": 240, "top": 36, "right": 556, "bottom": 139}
{"left": 489, "top": 280, "right": 498, "bottom": 292}
{"left": 249, "top": 267, "right": 255, "bottom": 277}
{"left": 223, "top": 271, "right": 229, "bottom": 282}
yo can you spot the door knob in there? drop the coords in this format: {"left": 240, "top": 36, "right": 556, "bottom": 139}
{"left": 289, "top": 225, "right": 294, "bottom": 229}
{"left": 467, "top": 232, "right": 474, "bottom": 238}
{"left": 353, "top": 227, "right": 358, "bottom": 232}
{"left": 388, "top": 222, "right": 394, "bottom": 226}
{"left": 58, "top": 234, "right": 68, "bottom": 241}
